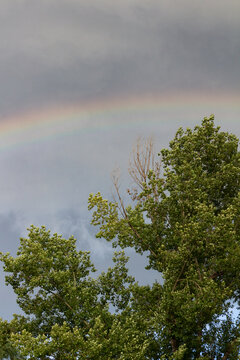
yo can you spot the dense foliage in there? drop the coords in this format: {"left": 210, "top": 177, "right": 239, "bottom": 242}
{"left": 89, "top": 117, "right": 240, "bottom": 359}
{"left": 1, "top": 117, "right": 240, "bottom": 359}
{"left": 0, "top": 227, "right": 147, "bottom": 359}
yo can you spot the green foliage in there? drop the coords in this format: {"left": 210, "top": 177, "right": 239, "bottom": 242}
{"left": 0, "top": 226, "right": 149, "bottom": 359}
{"left": 1, "top": 116, "right": 240, "bottom": 359}
{"left": 89, "top": 116, "right": 240, "bottom": 359}
{"left": 0, "top": 318, "right": 24, "bottom": 359}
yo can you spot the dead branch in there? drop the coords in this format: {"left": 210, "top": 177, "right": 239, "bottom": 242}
{"left": 128, "top": 137, "right": 161, "bottom": 190}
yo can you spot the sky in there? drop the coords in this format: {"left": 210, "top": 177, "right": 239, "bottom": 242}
{"left": 0, "top": 0, "right": 240, "bottom": 320}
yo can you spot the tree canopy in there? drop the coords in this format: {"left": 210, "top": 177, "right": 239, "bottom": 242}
{"left": 1, "top": 116, "right": 240, "bottom": 359}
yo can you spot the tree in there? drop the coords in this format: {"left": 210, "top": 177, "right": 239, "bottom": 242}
{"left": 89, "top": 116, "right": 240, "bottom": 359}
{"left": 1, "top": 116, "right": 240, "bottom": 359}
{"left": 0, "top": 226, "right": 149, "bottom": 359}
{"left": 0, "top": 318, "right": 24, "bottom": 359}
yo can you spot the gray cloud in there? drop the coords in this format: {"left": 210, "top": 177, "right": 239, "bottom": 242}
{"left": 47, "top": 208, "right": 162, "bottom": 286}
{"left": 0, "top": 212, "right": 23, "bottom": 320}
{"left": 0, "top": 1, "right": 239, "bottom": 114}
{"left": 0, "top": 212, "right": 22, "bottom": 253}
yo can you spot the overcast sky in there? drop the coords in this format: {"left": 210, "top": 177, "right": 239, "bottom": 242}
{"left": 0, "top": 0, "right": 240, "bottom": 320}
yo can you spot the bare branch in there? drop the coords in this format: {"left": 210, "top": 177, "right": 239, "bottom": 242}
{"left": 128, "top": 137, "right": 161, "bottom": 191}
{"left": 109, "top": 138, "right": 162, "bottom": 259}
{"left": 111, "top": 162, "right": 158, "bottom": 259}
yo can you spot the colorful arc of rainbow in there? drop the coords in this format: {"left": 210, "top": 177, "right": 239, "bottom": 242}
{"left": 0, "top": 92, "right": 239, "bottom": 151}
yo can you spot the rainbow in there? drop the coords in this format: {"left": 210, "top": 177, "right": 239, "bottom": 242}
{"left": 0, "top": 92, "right": 239, "bottom": 151}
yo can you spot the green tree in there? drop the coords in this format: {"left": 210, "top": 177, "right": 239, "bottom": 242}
{"left": 0, "top": 318, "right": 24, "bottom": 359}
{"left": 0, "top": 226, "right": 149, "bottom": 359}
{"left": 89, "top": 116, "right": 240, "bottom": 359}
{"left": 1, "top": 116, "right": 240, "bottom": 359}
